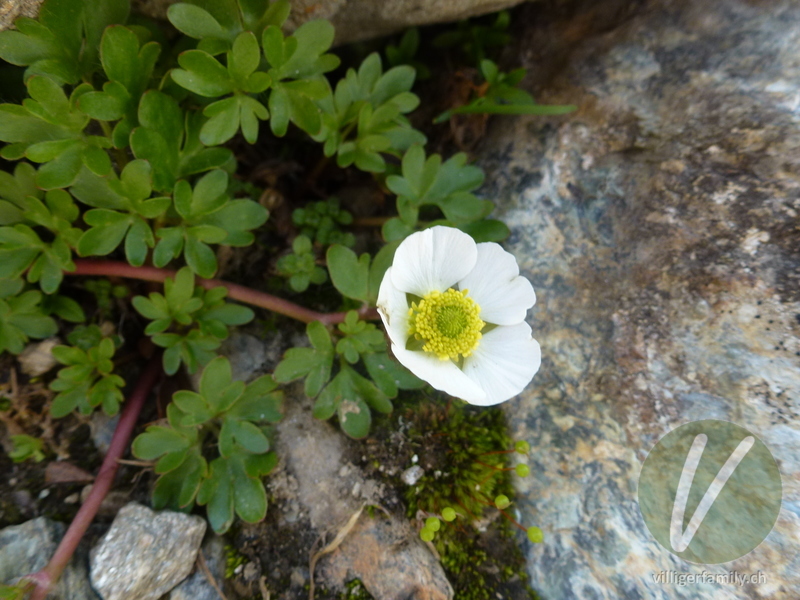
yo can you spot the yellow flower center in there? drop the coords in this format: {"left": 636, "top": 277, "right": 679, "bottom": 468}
{"left": 408, "top": 288, "right": 484, "bottom": 360}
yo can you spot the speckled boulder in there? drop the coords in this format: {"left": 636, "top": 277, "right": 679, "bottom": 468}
{"left": 477, "top": 0, "right": 800, "bottom": 598}
{"left": 0, "top": 0, "right": 529, "bottom": 45}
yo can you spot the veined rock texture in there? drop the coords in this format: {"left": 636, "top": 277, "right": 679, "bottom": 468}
{"left": 482, "top": 0, "right": 800, "bottom": 598}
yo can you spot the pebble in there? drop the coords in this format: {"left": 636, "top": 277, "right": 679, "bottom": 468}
{"left": 400, "top": 465, "right": 424, "bottom": 486}
{"left": 90, "top": 503, "right": 206, "bottom": 600}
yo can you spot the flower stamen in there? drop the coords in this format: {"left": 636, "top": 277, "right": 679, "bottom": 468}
{"left": 408, "top": 288, "right": 484, "bottom": 360}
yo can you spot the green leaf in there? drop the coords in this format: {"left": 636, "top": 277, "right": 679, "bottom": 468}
{"left": 34, "top": 145, "right": 83, "bottom": 190}
{"left": 367, "top": 240, "right": 399, "bottom": 303}
{"left": 338, "top": 395, "right": 372, "bottom": 439}
{"left": 363, "top": 351, "right": 423, "bottom": 398}
{"left": 326, "top": 245, "right": 370, "bottom": 302}
{"left": 274, "top": 320, "right": 333, "bottom": 397}
{"left": 130, "top": 91, "right": 183, "bottom": 192}
{"left": 78, "top": 211, "right": 130, "bottom": 256}
{"left": 227, "top": 375, "right": 282, "bottom": 422}
{"left": 49, "top": 332, "right": 124, "bottom": 417}
{"left": 229, "top": 32, "right": 260, "bottom": 82}
{"left": 200, "top": 97, "right": 239, "bottom": 145}
{"left": 198, "top": 454, "right": 268, "bottom": 533}
{"left": 172, "top": 50, "right": 234, "bottom": 97}
{"left": 151, "top": 449, "right": 206, "bottom": 510}
{"left": 41, "top": 294, "right": 85, "bottom": 323}
{"left": 167, "top": 4, "right": 227, "bottom": 40}
{"left": 0, "top": 0, "right": 126, "bottom": 85}
{"left": 0, "top": 291, "right": 57, "bottom": 354}
{"left": 460, "top": 219, "right": 510, "bottom": 242}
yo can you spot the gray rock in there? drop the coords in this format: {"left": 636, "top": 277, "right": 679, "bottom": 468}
{"left": 1, "top": 0, "right": 529, "bottom": 46}
{"left": 320, "top": 513, "right": 454, "bottom": 600}
{"left": 219, "top": 333, "right": 267, "bottom": 383}
{"left": 169, "top": 535, "right": 226, "bottom": 600}
{"left": 275, "top": 395, "right": 453, "bottom": 599}
{"left": 477, "top": 0, "right": 800, "bottom": 598}
{"left": 90, "top": 503, "right": 206, "bottom": 600}
{"left": 90, "top": 412, "right": 119, "bottom": 456}
{"left": 0, "top": 517, "right": 99, "bottom": 600}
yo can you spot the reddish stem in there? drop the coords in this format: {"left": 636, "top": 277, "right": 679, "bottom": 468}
{"left": 69, "top": 259, "right": 378, "bottom": 325}
{"left": 26, "top": 352, "right": 163, "bottom": 600}
{"left": 498, "top": 508, "right": 528, "bottom": 533}
{"left": 474, "top": 459, "right": 513, "bottom": 472}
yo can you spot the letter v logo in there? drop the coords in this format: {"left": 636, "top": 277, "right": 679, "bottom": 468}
{"left": 669, "top": 433, "right": 754, "bottom": 552}
{"left": 638, "top": 420, "right": 782, "bottom": 564}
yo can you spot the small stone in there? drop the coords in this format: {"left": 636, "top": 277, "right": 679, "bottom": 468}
{"left": 64, "top": 493, "right": 80, "bottom": 505}
{"left": 400, "top": 465, "right": 424, "bottom": 486}
{"left": 90, "top": 503, "right": 206, "bottom": 600}
{"left": 169, "top": 535, "right": 225, "bottom": 600}
{"left": 320, "top": 515, "right": 453, "bottom": 600}
{"left": 17, "top": 338, "right": 60, "bottom": 376}
{"left": 90, "top": 412, "right": 119, "bottom": 456}
{"left": 0, "top": 517, "right": 98, "bottom": 600}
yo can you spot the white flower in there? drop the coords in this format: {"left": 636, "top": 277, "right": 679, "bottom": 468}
{"left": 377, "top": 226, "right": 540, "bottom": 406}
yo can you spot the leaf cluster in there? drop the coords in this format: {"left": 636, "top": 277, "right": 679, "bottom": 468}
{"left": 433, "top": 60, "right": 576, "bottom": 124}
{"left": 132, "top": 356, "right": 282, "bottom": 533}
{"left": 132, "top": 267, "right": 254, "bottom": 374}
{"left": 292, "top": 197, "right": 355, "bottom": 247}
{"left": 432, "top": 10, "right": 511, "bottom": 64}
{"left": 9, "top": 434, "right": 46, "bottom": 463}
{"left": 0, "top": 278, "right": 56, "bottom": 355}
{"left": 383, "top": 145, "right": 509, "bottom": 243}
{"left": 274, "top": 314, "right": 422, "bottom": 439}
{"left": 49, "top": 324, "right": 125, "bottom": 417}
{"left": 312, "top": 52, "right": 425, "bottom": 172}
{"left": 275, "top": 235, "right": 327, "bottom": 292}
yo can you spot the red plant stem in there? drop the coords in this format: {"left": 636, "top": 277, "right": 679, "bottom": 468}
{"left": 479, "top": 449, "right": 515, "bottom": 456}
{"left": 27, "top": 352, "right": 163, "bottom": 600}
{"left": 474, "top": 459, "right": 513, "bottom": 471}
{"left": 498, "top": 509, "right": 527, "bottom": 533}
{"left": 68, "top": 259, "right": 378, "bottom": 326}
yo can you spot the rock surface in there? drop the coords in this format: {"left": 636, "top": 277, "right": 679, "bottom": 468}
{"left": 320, "top": 513, "right": 454, "bottom": 600}
{"left": 169, "top": 535, "right": 226, "bottom": 600}
{"left": 269, "top": 395, "right": 453, "bottom": 599}
{"left": 0, "top": 517, "right": 99, "bottom": 600}
{"left": 0, "top": 0, "right": 527, "bottom": 45}
{"left": 89, "top": 503, "right": 206, "bottom": 600}
{"left": 477, "top": 0, "right": 800, "bottom": 598}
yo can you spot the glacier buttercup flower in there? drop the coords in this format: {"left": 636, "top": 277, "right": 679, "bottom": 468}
{"left": 377, "top": 226, "right": 540, "bottom": 406}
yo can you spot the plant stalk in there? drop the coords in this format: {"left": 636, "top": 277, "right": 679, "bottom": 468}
{"left": 26, "top": 352, "right": 163, "bottom": 600}
{"left": 68, "top": 259, "right": 378, "bottom": 325}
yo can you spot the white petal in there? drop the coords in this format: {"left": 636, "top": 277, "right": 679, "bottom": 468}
{"left": 391, "top": 342, "right": 487, "bottom": 403}
{"left": 462, "top": 322, "right": 541, "bottom": 406}
{"left": 376, "top": 267, "right": 409, "bottom": 347}
{"left": 457, "top": 242, "right": 536, "bottom": 325}
{"left": 391, "top": 226, "right": 478, "bottom": 296}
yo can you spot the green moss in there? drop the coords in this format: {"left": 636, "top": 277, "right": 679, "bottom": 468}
{"left": 224, "top": 543, "right": 247, "bottom": 580}
{"left": 404, "top": 401, "right": 513, "bottom": 521}
{"left": 402, "top": 401, "right": 539, "bottom": 600}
